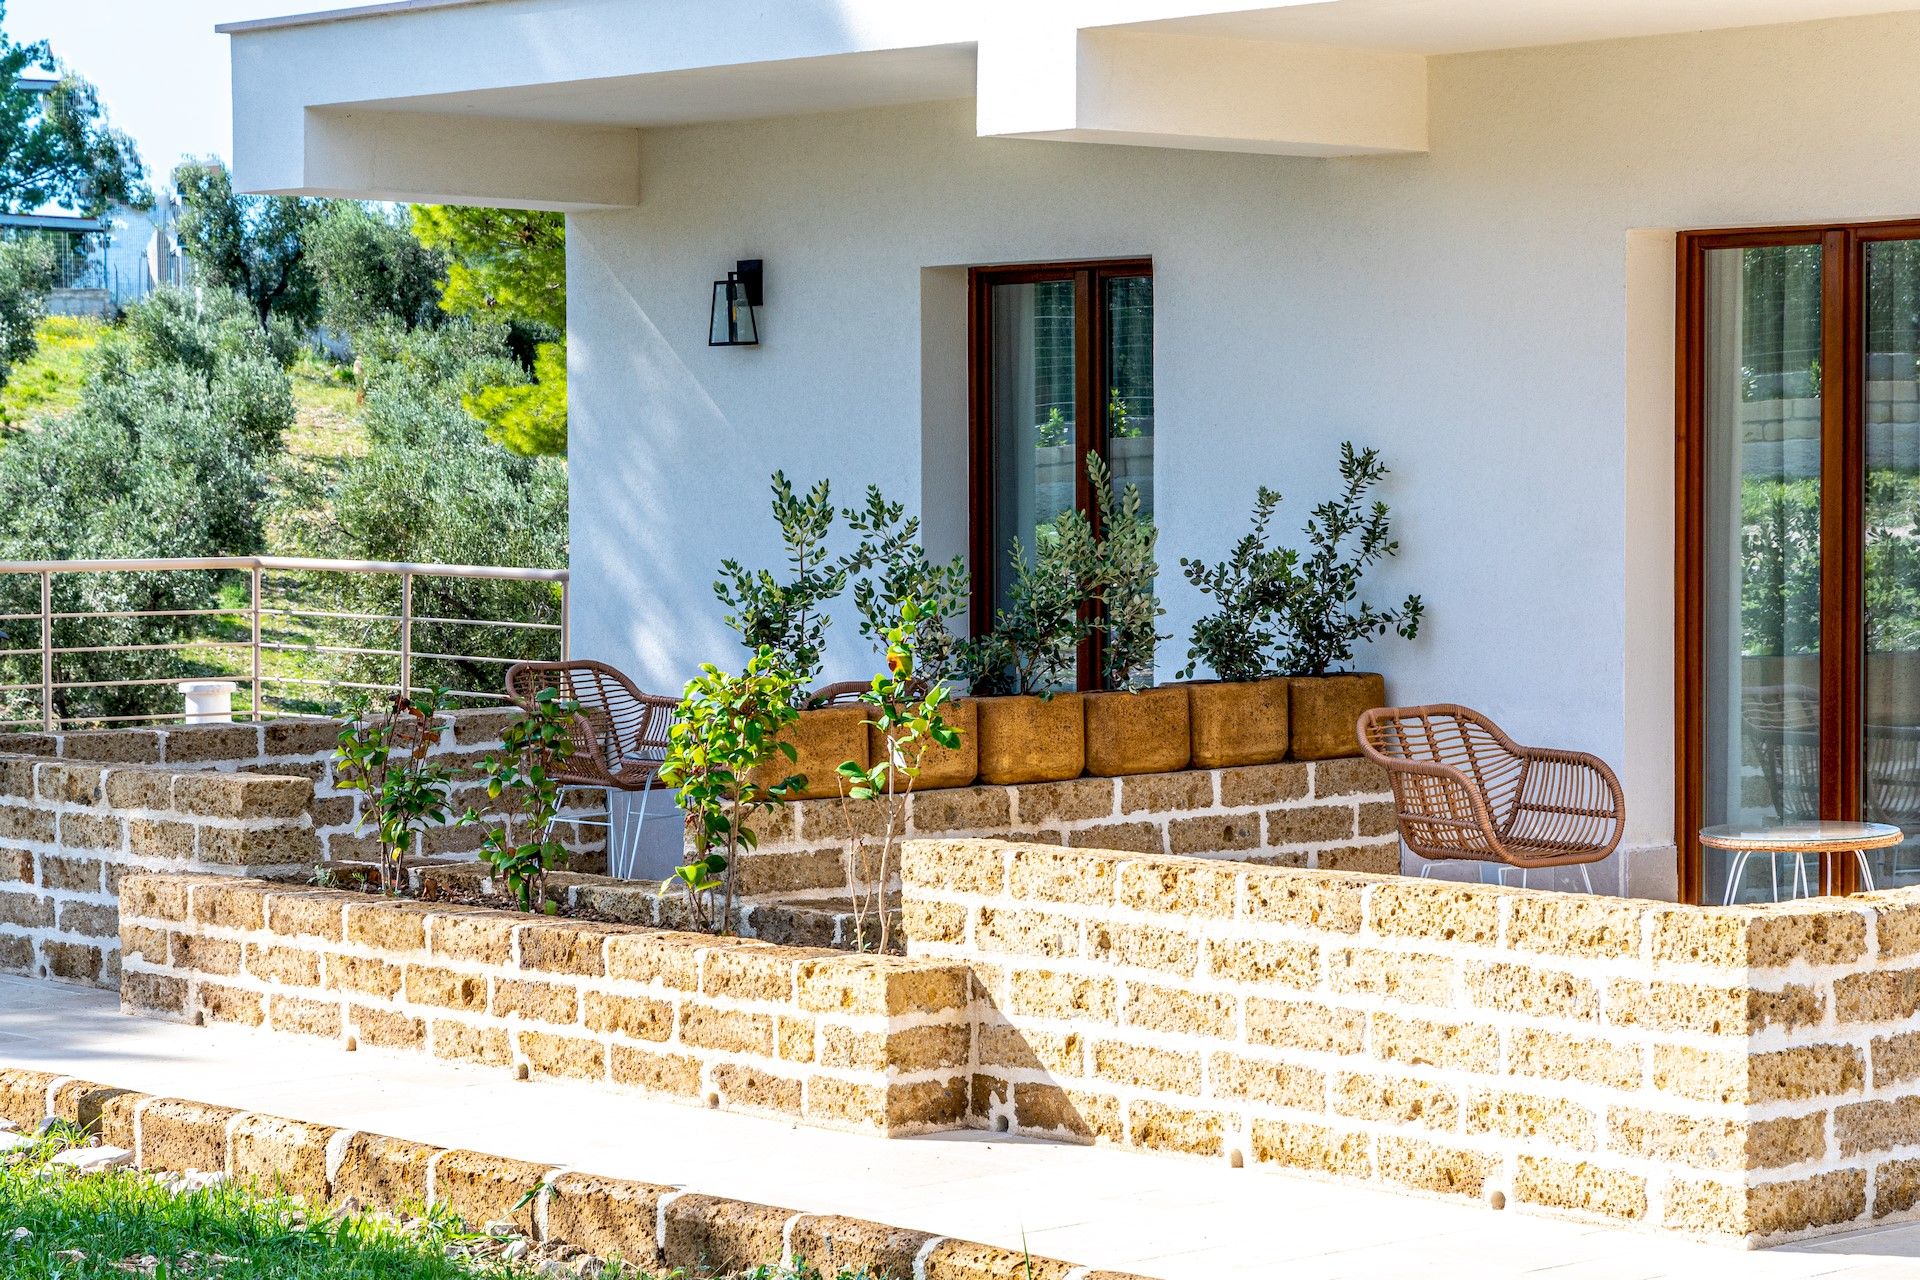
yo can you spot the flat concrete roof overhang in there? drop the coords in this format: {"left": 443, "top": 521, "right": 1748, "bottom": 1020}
{"left": 221, "top": 0, "right": 1920, "bottom": 208}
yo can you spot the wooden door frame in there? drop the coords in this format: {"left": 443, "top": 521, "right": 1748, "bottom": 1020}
{"left": 1675, "top": 218, "right": 1920, "bottom": 902}
{"left": 966, "top": 258, "right": 1153, "bottom": 691}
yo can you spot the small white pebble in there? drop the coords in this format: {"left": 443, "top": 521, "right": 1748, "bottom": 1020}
{"left": 0, "top": 1133, "right": 30, "bottom": 1154}
{"left": 503, "top": 1239, "right": 530, "bottom": 1261}
{"left": 48, "top": 1145, "right": 132, "bottom": 1172}
{"left": 8, "top": 1226, "right": 30, "bottom": 1243}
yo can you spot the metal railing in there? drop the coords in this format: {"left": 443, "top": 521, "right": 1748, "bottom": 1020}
{"left": 0, "top": 556, "right": 569, "bottom": 730}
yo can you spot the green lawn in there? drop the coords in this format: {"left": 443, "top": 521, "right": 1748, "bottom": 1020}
{"left": 0, "top": 1127, "right": 855, "bottom": 1279}
{"left": 0, "top": 316, "right": 104, "bottom": 428}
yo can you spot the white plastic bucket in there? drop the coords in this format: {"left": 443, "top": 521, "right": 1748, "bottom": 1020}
{"left": 178, "top": 680, "right": 237, "bottom": 725}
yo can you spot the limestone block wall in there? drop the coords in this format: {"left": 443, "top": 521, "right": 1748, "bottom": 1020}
{"left": 733, "top": 758, "right": 1397, "bottom": 904}
{"left": 119, "top": 874, "right": 973, "bottom": 1136}
{"left": 1, "top": 710, "right": 603, "bottom": 870}
{"left": 901, "top": 838, "right": 1920, "bottom": 1245}
{"left": 0, "top": 757, "right": 318, "bottom": 988}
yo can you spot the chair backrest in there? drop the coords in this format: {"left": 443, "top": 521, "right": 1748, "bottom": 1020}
{"left": 503, "top": 659, "right": 677, "bottom": 776}
{"left": 1358, "top": 704, "right": 1528, "bottom": 854}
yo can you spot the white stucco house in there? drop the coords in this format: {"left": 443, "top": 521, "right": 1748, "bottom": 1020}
{"left": 219, "top": 0, "right": 1920, "bottom": 906}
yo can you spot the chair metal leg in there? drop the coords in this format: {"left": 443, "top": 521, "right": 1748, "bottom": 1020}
{"left": 1857, "top": 849, "right": 1878, "bottom": 893}
{"left": 1722, "top": 850, "right": 1752, "bottom": 906}
{"left": 621, "top": 783, "right": 657, "bottom": 880}
{"left": 1578, "top": 863, "right": 1594, "bottom": 895}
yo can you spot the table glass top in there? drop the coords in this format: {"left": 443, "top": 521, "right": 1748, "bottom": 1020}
{"left": 1697, "top": 820, "right": 1905, "bottom": 852}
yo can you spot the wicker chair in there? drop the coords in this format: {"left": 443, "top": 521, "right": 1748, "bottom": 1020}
{"left": 503, "top": 660, "right": 679, "bottom": 879}
{"left": 1357, "top": 704, "right": 1625, "bottom": 891}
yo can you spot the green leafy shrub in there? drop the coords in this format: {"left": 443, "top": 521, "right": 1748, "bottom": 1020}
{"left": 465, "top": 686, "right": 577, "bottom": 911}
{"left": 1178, "top": 487, "right": 1295, "bottom": 683}
{"left": 713, "top": 472, "right": 848, "bottom": 703}
{"left": 0, "top": 234, "right": 56, "bottom": 385}
{"left": 308, "top": 202, "right": 447, "bottom": 333}
{"left": 842, "top": 485, "right": 969, "bottom": 691}
{"left": 334, "top": 689, "right": 457, "bottom": 895}
{"left": 658, "top": 647, "right": 805, "bottom": 933}
{"left": 1087, "top": 453, "right": 1164, "bottom": 690}
{"left": 959, "top": 508, "right": 1096, "bottom": 696}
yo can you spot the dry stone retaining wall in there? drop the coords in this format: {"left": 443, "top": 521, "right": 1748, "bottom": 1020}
{"left": 0, "top": 1067, "right": 1142, "bottom": 1280}
{"left": 119, "top": 874, "right": 972, "bottom": 1136}
{"left": 734, "top": 757, "right": 1397, "bottom": 903}
{"left": 900, "top": 837, "right": 1920, "bottom": 1245}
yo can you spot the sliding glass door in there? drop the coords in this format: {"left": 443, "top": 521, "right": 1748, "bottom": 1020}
{"left": 1681, "top": 221, "right": 1920, "bottom": 902}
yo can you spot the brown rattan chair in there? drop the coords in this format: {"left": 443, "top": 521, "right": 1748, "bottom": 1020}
{"left": 504, "top": 660, "right": 679, "bottom": 879}
{"left": 1357, "top": 704, "right": 1625, "bottom": 892}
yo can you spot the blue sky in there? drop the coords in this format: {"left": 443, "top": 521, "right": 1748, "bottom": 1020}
{"left": 8, "top": 1, "right": 320, "bottom": 183}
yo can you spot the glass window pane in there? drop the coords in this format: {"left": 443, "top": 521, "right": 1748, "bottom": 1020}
{"left": 1864, "top": 238, "right": 1920, "bottom": 886}
{"left": 1701, "top": 243, "right": 1823, "bottom": 903}
{"left": 1104, "top": 274, "right": 1154, "bottom": 514}
{"left": 988, "top": 280, "right": 1077, "bottom": 628}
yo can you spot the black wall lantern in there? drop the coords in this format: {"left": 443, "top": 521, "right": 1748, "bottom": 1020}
{"left": 708, "top": 259, "right": 763, "bottom": 346}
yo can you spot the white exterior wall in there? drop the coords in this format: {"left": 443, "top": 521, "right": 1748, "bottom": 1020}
{"left": 566, "top": 11, "right": 1920, "bottom": 875}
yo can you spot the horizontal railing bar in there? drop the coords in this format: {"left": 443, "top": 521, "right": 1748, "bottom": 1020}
{"left": 408, "top": 651, "right": 518, "bottom": 665}
{"left": 48, "top": 608, "right": 243, "bottom": 621}
{"left": 50, "top": 641, "right": 251, "bottom": 656}
{"left": 259, "top": 642, "right": 400, "bottom": 659}
{"left": 258, "top": 607, "right": 403, "bottom": 625}
{"left": 259, "top": 676, "right": 400, "bottom": 692}
{"left": 409, "top": 615, "right": 560, "bottom": 632}
{"left": 0, "top": 555, "right": 566, "bottom": 582}
{"left": 53, "top": 676, "right": 239, "bottom": 691}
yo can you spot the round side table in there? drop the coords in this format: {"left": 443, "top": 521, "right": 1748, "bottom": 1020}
{"left": 1699, "top": 820, "right": 1903, "bottom": 905}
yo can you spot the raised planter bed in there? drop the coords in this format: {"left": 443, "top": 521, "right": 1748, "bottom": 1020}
{"left": 118, "top": 873, "right": 971, "bottom": 1136}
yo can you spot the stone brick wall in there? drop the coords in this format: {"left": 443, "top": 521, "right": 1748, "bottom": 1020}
{"left": 900, "top": 837, "right": 1920, "bottom": 1245}
{"left": 119, "top": 874, "right": 973, "bottom": 1136}
{"left": 0, "top": 1067, "right": 1143, "bottom": 1280}
{"left": 1, "top": 710, "right": 603, "bottom": 870}
{"left": 735, "top": 758, "right": 1396, "bottom": 904}
{"left": 0, "top": 757, "right": 318, "bottom": 988}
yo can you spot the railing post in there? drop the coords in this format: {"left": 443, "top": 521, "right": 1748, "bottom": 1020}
{"left": 399, "top": 570, "right": 414, "bottom": 698}
{"left": 559, "top": 578, "right": 571, "bottom": 661}
{"left": 250, "top": 564, "right": 264, "bottom": 722}
{"left": 38, "top": 570, "right": 51, "bottom": 732}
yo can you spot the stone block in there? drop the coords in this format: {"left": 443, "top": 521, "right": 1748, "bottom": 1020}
{"left": 120, "top": 875, "right": 190, "bottom": 922}
{"left": 1167, "top": 814, "right": 1261, "bottom": 856}
{"left": 243, "top": 942, "right": 321, "bottom": 988}
{"left": 1505, "top": 893, "right": 1644, "bottom": 958}
{"left": 1241, "top": 870, "right": 1367, "bottom": 932}
{"left": 1015, "top": 778, "right": 1116, "bottom": 825}
{"left": 196, "top": 825, "right": 321, "bottom": 867}
{"left": 1012, "top": 1082, "right": 1120, "bottom": 1142}
{"left": 492, "top": 978, "right": 577, "bottom": 1024}
{"left": 543, "top": 1173, "right": 669, "bottom": 1267}
{"left": 196, "top": 981, "right": 264, "bottom": 1026}
{"left": 1508, "top": 1028, "right": 1641, "bottom": 1091}
{"left": 427, "top": 1018, "right": 508, "bottom": 1066}
{"left": 1874, "top": 1157, "right": 1920, "bottom": 1219}
{"left": 1063, "top": 821, "right": 1164, "bottom": 854}
{"left": 160, "top": 725, "right": 262, "bottom": 763}
{"left": 1246, "top": 997, "right": 1366, "bottom": 1054}
{"left": 1091, "top": 1039, "right": 1202, "bottom": 1095}
{"left": 325, "top": 952, "right": 402, "bottom": 998}
{"left": 434, "top": 1149, "right": 551, "bottom": 1235}
{"left": 1513, "top": 1155, "right": 1648, "bottom": 1221}
{"left": 701, "top": 941, "right": 808, "bottom": 1001}
{"left": 1652, "top": 904, "right": 1867, "bottom": 970}
{"left": 518, "top": 1030, "right": 608, "bottom": 1081}
{"left": 61, "top": 730, "right": 161, "bottom": 763}
{"left": 349, "top": 1003, "right": 424, "bottom": 1050}
{"left": 344, "top": 901, "right": 433, "bottom": 954}
{"left": 171, "top": 772, "right": 310, "bottom": 820}
{"left": 140, "top": 1097, "right": 238, "bottom": 1173}
{"left": 1313, "top": 757, "right": 1390, "bottom": 798}
{"left": 229, "top": 1113, "right": 335, "bottom": 1200}
{"left": 513, "top": 920, "right": 615, "bottom": 977}
{"left": 120, "top": 970, "right": 187, "bottom": 1016}
{"left": 1606, "top": 1108, "right": 1824, "bottom": 1171}
{"left": 267, "top": 994, "right": 342, "bottom": 1039}
{"left": 899, "top": 839, "right": 1007, "bottom": 895}
{"left": 708, "top": 1062, "right": 803, "bottom": 1113}
{"left": 1465, "top": 1089, "right": 1595, "bottom": 1147}
{"left": 1116, "top": 856, "right": 1238, "bottom": 917}
{"left": 661, "top": 1194, "right": 795, "bottom": 1275}
{"left": 174, "top": 934, "right": 243, "bottom": 976}
{"left": 584, "top": 991, "right": 674, "bottom": 1042}
{"left": 797, "top": 956, "right": 969, "bottom": 1017}
{"left": 0, "top": 1066, "right": 55, "bottom": 1129}
{"left": 190, "top": 879, "right": 270, "bottom": 931}
{"left": 1372, "top": 1013, "right": 1499, "bottom": 1072}
{"left": 1006, "top": 967, "right": 1115, "bottom": 1021}
{"left": 1122, "top": 983, "right": 1234, "bottom": 1037}
{"left": 976, "top": 905, "right": 1080, "bottom": 959}
{"left": 901, "top": 898, "right": 967, "bottom": 946}
{"left": 1261, "top": 803, "right": 1357, "bottom": 847}
{"left": 609, "top": 1045, "right": 703, "bottom": 1096}
{"left": 908, "top": 786, "right": 1012, "bottom": 834}
{"left": 1207, "top": 1053, "right": 1324, "bottom": 1110}
{"left": 54, "top": 815, "right": 120, "bottom": 853}
{"left": 1119, "top": 769, "right": 1218, "bottom": 814}
{"left": 263, "top": 719, "right": 342, "bottom": 757}
{"left": 1874, "top": 1029, "right": 1920, "bottom": 1088}
{"left": 1466, "top": 961, "right": 1596, "bottom": 1019}
{"left": 1368, "top": 881, "right": 1502, "bottom": 945}
{"left": 1834, "top": 1096, "right": 1920, "bottom": 1157}
{"left": 1328, "top": 946, "right": 1455, "bottom": 1006}
{"left": 1216, "top": 762, "right": 1309, "bottom": 809}
{"left": 1836, "top": 969, "right": 1920, "bottom": 1024}
{"left": 335, "top": 1132, "right": 438, "bottom": 1209}
{"left": 45, "top": 941, "right": 103, "bottom": 983}
{"left": 103, "top": 769, "right": 171, "bottom": 811}
{"left": 1745, "top": 1170, "right": 1868, "bottom": 1237}
{"left": 789, "top": 1214, "right": 933, "bottom": 1280}
{"left": 1375, "top": 1135, "right": 1495, "bottom": 1197}
{"left": 405, "top": 964, "right": 488, "bottom": 1012}
{"left": 681, "top": 1006, "right": 775, "bottom": 1056}
{"left": 429, "top": 911, "right": 517, "bottom": 966}
{"left": 127, "top": 818, "right": 196, "bottom": 859}
{"left": 1607, "top": 979, "right": 1821, "bottom": 1036}
{"left": 1126, "top": 1099, "right": 1225, "bottom": 1156}
{"left": 1006, "top": 845, "right": 1116, "bottom": 906}
{"left": 1250, "top": 1118, "right": 1371, "bottom": 1178}
{"left": 59, "top": 900, "right": 117, "bottom": 938}
{"left": 1331, "top": 1071, "right": 1457, "bottom": 1131}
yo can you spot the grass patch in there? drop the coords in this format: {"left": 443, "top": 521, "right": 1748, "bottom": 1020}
{"left": 0, "top": 316, "right": 104, "bottom": 428}
{"left": 0, "top": 1128, "right": 874, "bottom": 1280}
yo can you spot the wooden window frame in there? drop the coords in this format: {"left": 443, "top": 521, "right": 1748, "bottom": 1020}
{"left": 1676, "top": 218, "right": 1920, "bottom": 902}
{"left": 967, "top": 258, "right": 1153, "bottom": 691}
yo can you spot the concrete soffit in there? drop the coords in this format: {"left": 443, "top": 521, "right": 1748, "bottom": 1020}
{"left": 975, "top": 26, "right": 1429, "bottom": 157}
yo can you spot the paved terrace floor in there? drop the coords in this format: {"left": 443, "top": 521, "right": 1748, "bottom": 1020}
{"left": 4, "top": 975, "right": 1920, "bottom": 1280}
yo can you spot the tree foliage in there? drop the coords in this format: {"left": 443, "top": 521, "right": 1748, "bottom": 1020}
{"left": 0, "top": 233, "right": 54, "bottom": 385}
{"left": 174, "top": 159, "right": 323, "bottom": 330}
{"left": 0, "top": 5, "right": 145, "bottom": 216}
{"left": 411, "top": 204, "right": 566, "bottom": 456}
{"left": 307, "top": 203, "right": 446, "bottom": 334}
{"left": 0, "top": 288, "right": 290, "bottom": 725}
